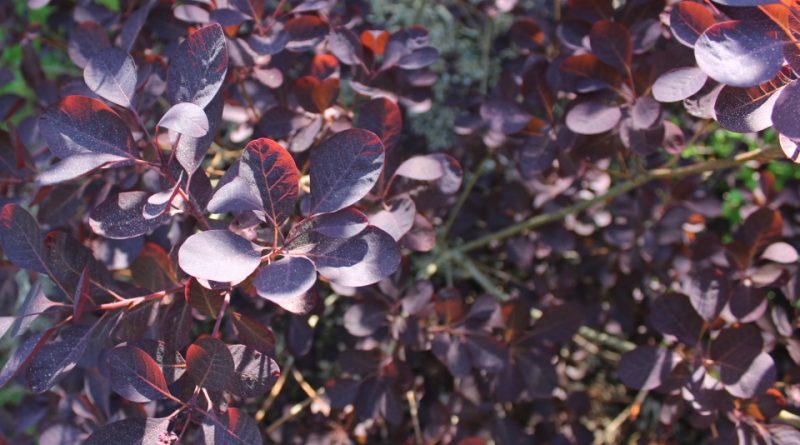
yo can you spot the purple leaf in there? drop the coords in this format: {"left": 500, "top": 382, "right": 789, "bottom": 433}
{"left": 26, "top": 317, "right": 108, "bottom": 392}
{"left": 84, "top": 417, "right": 170, "bottom": 445}
{"left": 83, "top": 48, "right": 137, "bottom": 108}
{"left": 178, "top": 230, "right": 262, "bottom": 284}
{"left": 303, "top": 226, "right": 400, "bottom": 287}
{"left": 2, "top": 281, "right": 56, "bottom": 339}
{"left": 761, "top": 241, "right": 798, "bottom": 263}
{"left": 89, "top": 191, "right": 170, "bottom": 239}
{"left": 397, "top": 47, "right": 439, "bottom": 69}
{"left": 175, "top": 92, "right": 223, "bottom": 174}
{"left": 254, "top": 256, "right": 316, "bottom": 314}
{"left": 287, "top": 208, "right": 369, "bottom": 242}
{"left": 721, "top": 351, "right": 776, "bottom": 399}
{"left": 310, "top": 129, "right": 385, "bottom": 214}
{"left": 285, "top": 15, "right": 329, "bottom": 51}
{"left": 68, "top": 22, "right": 111, "bottom": 69}
{"left": 0, "top": 330, "right": 52, "bottom": 387}
{"left": 37, "top": 153, "right": 130, "bottom": 186}
{"left": 0, "top": 204, "right": 48, "bottom": 273}
{"left": 201, "top": 408, "right": 263, "bottom": 445}
{"left": 328, "top": 26, "right": 363, "bottom": 66}
{"left": 248, "top": 22, "right": 289, "bottom": 55}
{"left": 772, "top": 80, "right": 800, "bottom": 140}
{"left": 106, "top": 345, "right": 171, "bottom": 402}
{"left": 226, "top": 344, "right": 280, "bottom": 398}
{"left": 39, "top": 96, "right": 136, "bottom": 159}
{"left": 710, "top": 324, "right": 765, "bottom": 395}
{"left": 652, "top": 67, "right": 708, "bottom": 103}
{"left": 142, "top": 177, "right": 182, "bottom": 220}
{"left": 344, "top": 303, "right": 386, "bottom": 336}
{"left": 158, "top": 102, "right": 209, "bottom": 137}
{"left": 167, "top": 23, "right": 228, "bottom": 108}
{"left": 186, "top": 336, "right": 234, "bottom": 391}
{"left": 682, "top": 268, "right": 730, "bottom": 322}
{"left": 119, "top": 0, "right": 156, "bottom": 53}
{"left": 480, "top": 99, "right": 531, "bottom": 135}
{"left": 695, "top": 20, "right": 785, "bottom": 88}
{"left": 714, "top": 84, "right": 782, "bottom": 133}
{"left": 729, "top": 286, "right": 768, "bottom": 323}
{"left": 393, "top": 153, "right": 463, "bottom": 194}
{"left": 649, "top": 292, "right": 704, "bottom": 346}
{"left": 367, "top": 195, "right": 416, "bottom": 241}
{"left": 617, "top": 346, "right": 680, "bottom": 390}
{"left": 565, "top": 101, "right": 621, "bottom": 135}
{"left": 208, "top": 138, "right": 299, "bottom": 225}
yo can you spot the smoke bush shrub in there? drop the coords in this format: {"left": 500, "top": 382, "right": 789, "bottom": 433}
{"left": 0, "top": 0, "right": 798, "bottom": 443}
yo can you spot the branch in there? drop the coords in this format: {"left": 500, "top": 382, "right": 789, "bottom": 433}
{"left": 436, "top": 146, "right": 783, "bottom": 265}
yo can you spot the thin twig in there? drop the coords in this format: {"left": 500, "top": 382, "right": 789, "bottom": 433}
{"left": 440, "top": 150, "right": 491, "bottom": 242}
{"left": 427, "top": 146, "right": 783, "bottom": 272}
{"left": 406, "top": 389, "right": 423, "bottom": 445}
{"left": 594, "top": 389, "right": 649, "bottom": 445}
{"left": 255, "top": 357, "right": 294, "bottom": 422}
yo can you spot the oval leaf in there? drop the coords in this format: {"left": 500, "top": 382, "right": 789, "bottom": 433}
{"left": 617, "top": 346, "right": 679, "bottom": 390}
{"left": 227, "top": 344, "right": 280, "bottom": 398}
{"left": 670, "top": 1, "right": 715, "bottom": 48}
{"left": 83, "top": 47, "right": 137, "bottom": 108}
{"left": 0, "top": 204, "right": 48, "bottom": 273}
{"left": 106, "top": 345, "right": 170, "bottom": 402}
{"left": 186, "top": 336, "right": 234, "bottom": 391}
{"left": 254, "top": 256, "right": 316, "bottom": 314}
{"left": 565, "top": 101, "right": 621, "bottom": 135}
{"left": 85, "top": 418, "right": 170, "bottom": 445}
{"left": 178, "top": 230, "right": 262, "bottom": 284}
{"left": 89, "top": 191, "right": 170, "bottom": 239}
{"left": 39, "top": 96, "right": 136, "bottom": 159}
{"left": 652, "top": 67, "right": 708, "bottom": 103}
{"left": 304, "top": 225, "right": 400, "bottom": 287}
{"left": 208, "top": 138, "right": 299, "bottom": 225}
{"left": 167, "top": 23, "right": 229, "bottom": 108}
{"left": 310, "top": 129, "right": 385, "bottom": 214}
{"left": 158, "top": 102, "right": 209, "bottom": 138}
{"left": 695, "top": 20, "right": 785, "bottom": 88}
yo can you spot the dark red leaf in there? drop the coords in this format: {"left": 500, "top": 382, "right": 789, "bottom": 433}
{"left": 285, "top": 15, "right": 329, "bottom": 51}
{"left": 186, "top": 336, "right": 235, "bottom": 391}
{"left": 669, "top": 1, "right": 716, "bottom": 48}
{"left": 106, "top": 345, "right": 170, "bottom": 402}
{"left": 589, "top": 20, "right": 632, "bottom": 72}
{"left": 714, "top": 84, "right": 781, "bottom": 133}
{"left": 0, "top": 330, "right": 52, "bottom": 387}
{"left": 201, "top": 408, "right": 263, "bottom": 445}
{"left": 295, "top": 76, "right": 339, "bottom": 113}
{"left": 356, "top": 98, "right": 402, "bottom": 151}
{"left": 68, "top": 22, "right": 111, "bottom": 69}
{"left": 207, "top": 138, "right": 299, "bottom": 225}
{"left": 39, "top": 96, "right": 136, "bottom": 159}
{"left": 26, "top": 317, "right": 109, "bottom": 392}
{"left": 231, "top": 312, "right": 277, "bottom": 353}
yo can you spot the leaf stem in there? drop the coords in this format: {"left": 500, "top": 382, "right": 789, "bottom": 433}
{"left": 440, "top": 149, "right": 491, "bottom": 243}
